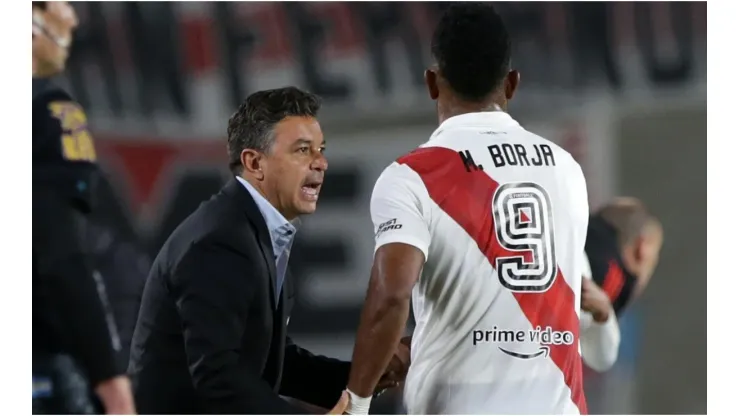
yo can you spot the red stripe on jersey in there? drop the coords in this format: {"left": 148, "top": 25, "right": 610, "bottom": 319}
{"left": 398, "top": 146, "right": 588, "bottom": 414}
{"left": 602, "top": 260, "right": 625, "bottom": 303}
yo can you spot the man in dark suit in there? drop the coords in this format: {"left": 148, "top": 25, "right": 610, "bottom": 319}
{"left": 129, "top": 87, "right": 408, "bottom": 414}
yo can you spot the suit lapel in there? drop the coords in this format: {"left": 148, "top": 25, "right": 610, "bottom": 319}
{"left": 273, "top": 283, "right": 289, "bottom": 388}
{"left": 223, "top": 178, "right": 279, "bottom": 310}
{"left": 257, "top": 235, "right": 279, "bottom": 311}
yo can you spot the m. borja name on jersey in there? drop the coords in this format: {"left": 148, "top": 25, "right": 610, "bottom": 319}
{"left": 458, "top": 142, "right": 557, "bottom": 172}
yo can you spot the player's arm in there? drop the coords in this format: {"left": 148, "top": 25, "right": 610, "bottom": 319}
{"left": 346, "top": 165, "right": 431, "bottom": 414}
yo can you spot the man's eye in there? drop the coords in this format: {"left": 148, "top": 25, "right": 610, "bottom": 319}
{"left": 298, "top": 147, "right": 309, "bottom": 153}
{"left": 319, "top": 147, "right": 326, "bottom": 154}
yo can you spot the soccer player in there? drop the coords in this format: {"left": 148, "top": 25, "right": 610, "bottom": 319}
{"left": 344, "top": 3, "right": 590, "bottom": 414}
{"left": 579, "top": 198, "right": 663, "bottom": 372}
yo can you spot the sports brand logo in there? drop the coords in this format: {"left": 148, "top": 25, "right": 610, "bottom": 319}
{"left": 375, "top": 218, "right": 402, "bottom": 238}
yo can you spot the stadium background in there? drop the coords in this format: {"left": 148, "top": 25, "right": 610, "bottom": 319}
{"left": 58, "top": 2, "right": 706, "bottom": 414}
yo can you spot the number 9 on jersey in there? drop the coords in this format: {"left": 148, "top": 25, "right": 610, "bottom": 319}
{"left": 492, "top": 182, "right": 557, "bottom": 293}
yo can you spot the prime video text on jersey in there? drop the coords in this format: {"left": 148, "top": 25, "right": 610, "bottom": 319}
{"left": 472, "top": 326, "right": 575, "bottom": 346}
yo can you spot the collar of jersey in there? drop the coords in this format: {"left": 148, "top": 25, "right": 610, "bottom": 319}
{"left": 433, "top": 111, "right": 520, "bottom": 137}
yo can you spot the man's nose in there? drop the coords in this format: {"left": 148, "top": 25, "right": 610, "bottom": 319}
{"left": 311, "top": 152, "right": 328, "bottom": 172}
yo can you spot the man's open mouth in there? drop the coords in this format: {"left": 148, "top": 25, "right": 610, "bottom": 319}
{"left": 301, "top": 180, "right": 322, "bottom": 198}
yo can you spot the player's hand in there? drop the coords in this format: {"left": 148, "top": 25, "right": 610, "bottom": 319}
{"left": 327, "top": 390, "right": 349, "bottom": 414}
{"left": 94, "top": 375, "right": 136, "bottom": 414}
{"left": 376, "top": 337, "right": 411, "bottom": 393}
{"left": 581, "top": 277, "right": 613, "bottom": 323}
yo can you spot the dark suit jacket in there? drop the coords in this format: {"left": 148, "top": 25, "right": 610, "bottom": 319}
{"left": 128, "top": 178, "right": 350, "bottom": 414}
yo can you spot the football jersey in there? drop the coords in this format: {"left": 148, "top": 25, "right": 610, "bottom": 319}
{"left": 370, "top": 112, "right": 589, "bottom": 414}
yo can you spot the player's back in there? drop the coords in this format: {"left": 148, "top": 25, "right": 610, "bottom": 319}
{"left": 372, "top": 112, "right": 589, "bottom": 414}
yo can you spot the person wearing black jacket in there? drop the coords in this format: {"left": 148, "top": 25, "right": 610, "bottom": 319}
{"left": 579, "top": 197, "right": 663, "bottom": 372}
{"left": 583, "top": 198, "right": 663, "bottom": 318}
{"left": 129, "top": 87, "right": 405, "bottom": 414}
{"left": 85, "top": 208, "right": 151, "bottom": 367}
{"left": 32, "top": 2, "right": 135, "bottom": 414}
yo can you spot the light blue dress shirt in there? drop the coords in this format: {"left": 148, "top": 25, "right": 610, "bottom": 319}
{"left": 236, "top": 176, "right": 298, "bottom": 305}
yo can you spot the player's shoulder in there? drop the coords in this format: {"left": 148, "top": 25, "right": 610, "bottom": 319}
{"left": 373, "top": 159, "right": 427, "bottom": 199}
{"left": 389, "top": 138, "right": 464, "bottom": 181}
{"left": 519, "top": 127, "right": 582, "bottom": 170}
{"left": 372, "top": 143, "right": 452, "bottom": 206}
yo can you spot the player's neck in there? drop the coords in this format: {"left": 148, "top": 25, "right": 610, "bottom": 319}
{"left": 437, "top": 94, "right": 507, "bottom": 125}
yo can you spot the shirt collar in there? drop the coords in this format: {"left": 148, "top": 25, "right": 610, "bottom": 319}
{"left": 431, "top": 111, "right": 520, "bottom": 140}
{"left": 235, "top": 176, "right": 299, "bottom": 239}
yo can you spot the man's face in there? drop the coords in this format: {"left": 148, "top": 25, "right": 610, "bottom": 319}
{"left": 32, "top": 2, "right": 78, "bottom": 76}
{"left": 634, "top": 227, "right": 663, "bottom": 297}
{"left": 260, "top": 116, "right": 327, "bottom": 220}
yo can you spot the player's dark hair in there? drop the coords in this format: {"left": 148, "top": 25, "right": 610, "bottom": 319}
{"left": 227, "top": 86, "right": 321, "bottom": 175}
{"left": 32, "top": 1, "right": 47, "bottom": 10}
{"left": 597, "top": 202, "right": 660, "bottom": 247}
{"left": 431, "top": 3, "right": 512, "bottom": 102}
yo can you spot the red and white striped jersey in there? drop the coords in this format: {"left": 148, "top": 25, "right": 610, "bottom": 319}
{"left": 370, "top": 112, "right": 590, "bottom": 414}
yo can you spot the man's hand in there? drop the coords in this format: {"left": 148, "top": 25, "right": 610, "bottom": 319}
{"left": 375, "top": 337, "right": 411, "bottom": 393}
{"left": 327, "top": 391, "right": 349, "bottom": 414}
{"left": 94, "top": 375, "right": 136, "bottom": 414}
{"left": 581, "top": 277, "right": 614, "bottom": 323}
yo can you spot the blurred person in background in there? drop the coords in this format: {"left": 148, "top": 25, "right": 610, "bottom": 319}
{"left": 32, "top": 1, "right": 135, "bottom": 414}
{"left": 579, "top": 197, "right": 663, "bottom": 372}
{"left": 345, "top": 3, "right": 589, "bottom": 414}
{"left": 85, "top": 191, "right": 151, "bottom": 366}
{"left": 128, "top": 87, "right": 406, "bottom": 414}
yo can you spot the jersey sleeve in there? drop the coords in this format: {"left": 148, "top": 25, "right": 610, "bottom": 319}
{"left": 370, "top": 163, "right": 432, "bottom": 261}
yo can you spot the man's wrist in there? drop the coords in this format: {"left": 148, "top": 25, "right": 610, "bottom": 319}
{"left": 344, "top": 389, "right": 372, "bottom": 415}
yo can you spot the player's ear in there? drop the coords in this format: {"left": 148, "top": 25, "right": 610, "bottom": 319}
{"left": 505, "top": 70, "right": 520, "bottom": 100}
{"left": 240, "top": 149, "right": 265, "bottom": 181}
{"left": 424, "top": 69, "right": 439, "bottom": 100}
